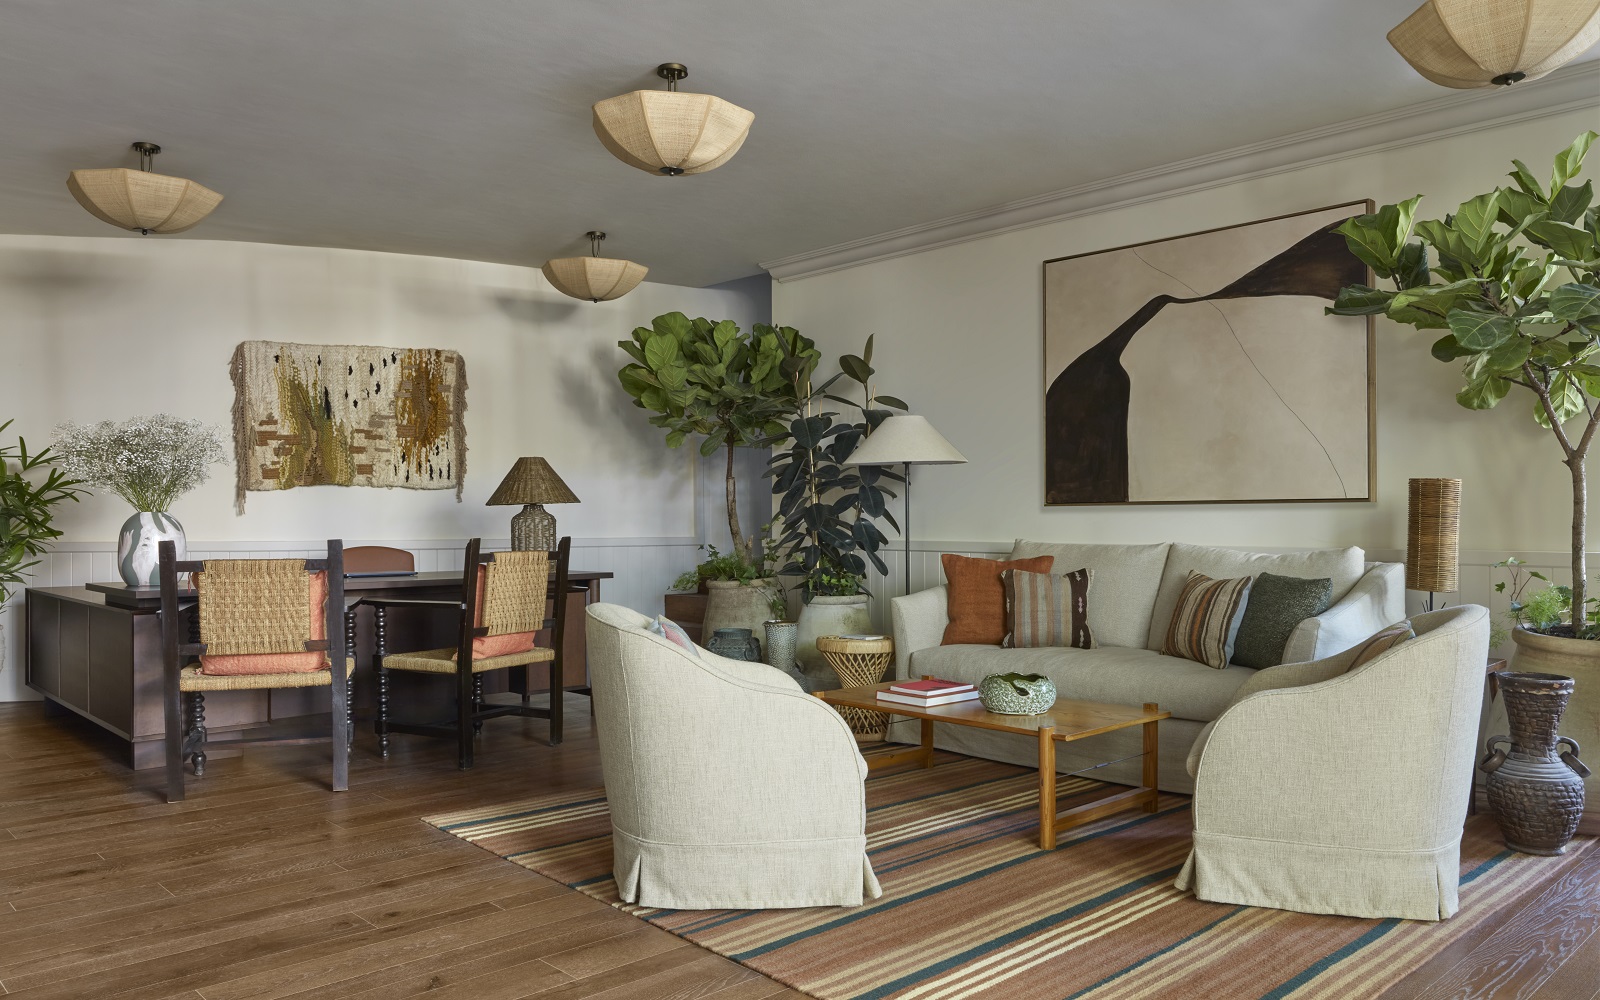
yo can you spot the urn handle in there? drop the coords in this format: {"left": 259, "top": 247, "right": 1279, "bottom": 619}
{"left": 1557, "top": 737, "right": 1592, "bottom": 779}
{"left": 1480, "top": 735, "right": 1509, "bottom": 773}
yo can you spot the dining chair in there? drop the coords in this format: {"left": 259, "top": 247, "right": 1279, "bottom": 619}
{"left": 369, "top": 537, "right": 571, "bottom": 769}
{"left": 159, "top": 539, "right": 352, "bottom": 803}
{"left": 344, "top": 545, "right": 415, "bottom": 574}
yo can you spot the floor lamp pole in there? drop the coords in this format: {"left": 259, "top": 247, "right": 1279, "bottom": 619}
{"left": 903, "top": 462, "right": 913, "bottom": 596}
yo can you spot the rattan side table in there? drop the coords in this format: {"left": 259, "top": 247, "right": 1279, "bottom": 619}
{"left": 815, "top": 635, "right": 895, "bottom": 741}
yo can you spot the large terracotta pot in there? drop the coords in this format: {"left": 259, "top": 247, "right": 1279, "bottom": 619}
{"left": 701, "top": 579, "right": 777, "bottom": 648}
{"left": 794, "top": 594, "right": 871, "bottom": 689}
{"left": 1511, "top": 626, "right": 1600, "bottom": 830}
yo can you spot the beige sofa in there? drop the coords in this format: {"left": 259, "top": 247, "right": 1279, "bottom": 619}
{"left": 889, "top": 541, "right": 1405, "bottom": 793}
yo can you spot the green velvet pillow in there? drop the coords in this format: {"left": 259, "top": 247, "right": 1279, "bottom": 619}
{"left": 1230, "top": 572, "right": 1334, "bottom": 669}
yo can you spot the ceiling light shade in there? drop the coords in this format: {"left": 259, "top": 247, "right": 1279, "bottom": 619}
{"left": 592, "top": 63, "right": 754, "bottom": 176}
{"left": 67, "top": 142, "right": 222, "bottom": 234}
{"left": 541, "top": 231, "right": 648, "bottom": 302}
{"left": 1388, "top": 0, "right": 1600, "bottom": 88}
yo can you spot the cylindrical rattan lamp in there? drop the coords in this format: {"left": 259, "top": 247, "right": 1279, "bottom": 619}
{"left": 1406, "top": 478, "right": 1461, "bottom": 609}
{"left": 487, "top": 458, "right": 580, "bottom": 552}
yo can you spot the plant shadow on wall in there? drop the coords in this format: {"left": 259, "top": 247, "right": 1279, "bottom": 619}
{"left": 0, "top": 421, "right": 85, "bottom": 674}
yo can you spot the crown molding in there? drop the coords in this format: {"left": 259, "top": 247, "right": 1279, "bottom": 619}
{"left": 761, "top": 62, "right": 1600, "bottom": 283}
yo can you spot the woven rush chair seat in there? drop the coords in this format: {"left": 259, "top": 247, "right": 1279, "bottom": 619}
{"left": 382, "top": 646, "right": 554, "bottom": 674}
{"left": 179, "top": 658, "right": 355, "bottom": 692}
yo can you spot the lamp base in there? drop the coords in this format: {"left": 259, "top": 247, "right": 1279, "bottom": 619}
{"left": 511, "top": 503, "right": 557, "bottom": 552}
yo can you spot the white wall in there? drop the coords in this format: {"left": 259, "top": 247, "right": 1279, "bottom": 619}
{"left": 0, "top": 235, "right": 766, "bottom": 700}
{"left": 773, "top": 109, "right": 1599, "bottom": 647}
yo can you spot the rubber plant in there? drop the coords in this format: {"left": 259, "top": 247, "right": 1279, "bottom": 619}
{"left": 1, "top": 420, "right": 86, "bottom": 668}
{"left": 1328, "top": 131, "right": 1600, "bottom": 634}
{"left": 767, "top": 335, "right": 907, "bottom": 598}
{"left": 618, "top": 312, "right": 819, "bottom": 563}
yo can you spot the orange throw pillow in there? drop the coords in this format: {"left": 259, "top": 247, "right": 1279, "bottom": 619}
{"left": 199, "top": 571, "right": 329, "bottom": 675}
{"left": 941, "top": 554, "right": 1053, "bottom": 645}
{"left": 453, "top": 565, "right": 542, "bottom": 660}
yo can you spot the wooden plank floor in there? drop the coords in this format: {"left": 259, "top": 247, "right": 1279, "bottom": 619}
{"left": 1, "top": 699, "right": 1595, "bottom": 999}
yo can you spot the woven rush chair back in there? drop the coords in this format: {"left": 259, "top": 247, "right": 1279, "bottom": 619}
{"left": 482, "top": 550, "right": 550, "bottom": 637}
{"left": 195, "top": 560, "right": 321, "bottom": 656}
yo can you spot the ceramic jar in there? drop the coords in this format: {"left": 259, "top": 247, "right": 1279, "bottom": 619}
{"left": 702, "top": 579, "right": 778, "bottom": 642}
{"left": 1482, "top": 671, "right": 1590, "bottom": 855}
{"left": 1509, "top": 626, "right": 1599, "bottom": 821}
{"left": 979, "top": 672, "right": 1057, "bottom": 715}
{"left": 764, "top": 620, "right": 800, "bottom": 677}
{"left": 118, "top": 511, "right": 186, "bottom": 587}
{"left": 795, "top": 594, "right": 871, "bottom": 688}
{"left": 706, "top": 627, "right": 762, "bottom": 662}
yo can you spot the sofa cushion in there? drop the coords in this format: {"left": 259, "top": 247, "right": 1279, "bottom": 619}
{"left": 1231, "top": 572, "right": 1334, "bottom": 669}
{"left": 908, "top": 643, "right": 1255, "bottom": 723}
{"left": 1161, "top": 571, "right": 1253, "bottom": 670}
{"left": 1145, "top": 543, "right": 1364, "bottom": 652}
{"left": 1009, "top": 541, "right": 1171, "bottom": 649}
{"left": 942, "top": 554, "right": 1054, "bottom": 645}
{"left": 1002, "top": 568, "right": 1094, "bottom": 649}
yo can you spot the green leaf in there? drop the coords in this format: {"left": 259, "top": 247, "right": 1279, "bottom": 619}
{"left": 1447, "top": 306, "right": 1516, "bottom": 351}
{"left": 1326, "top": 284, "right": 1394, "bottom": 315}
{"left": 1333, "top": 216, "right": 1398, "bottom": 276}
{"left": 1527, "top": 220, "right": 1598, "bottom": 261}
{"left": 1483, "top": 336, "right": 1532, "bottom": 373}
{"left": 1509, "top": 159, "right": 1546, "bottom": 201}
{"left": 1415, "top": 218, "right": 1482, "bottom": 274}
{"left": 1535, "top": 374, "right": 1585, "bottom": 428}
{"left": 651, "top": 311, "right": 693, "bottom": 341}
{"left": 839, "top": 354, "right": 872, "bottom": 385}
{"left": 1457, "top": 374, "right": 1511, "bottom": 409}
{"left": 1497, "top": 186, "right": 1546, "bottom": 226}
{"left": 1550, "top": 283, "right": 1600, "bottom": 322}
{"left": 875, "top": 394, "right": 909, "bottom": 410}
{"left": 1454, "top": 191, "right": 1501, "bottom": 252}
{"left": 664, "top": 429, "right": 687, "bottom": 449}
{"left": 698, "top": 427, "right": 728, "bottom": 457}
{"left": 1431, "top": 334, "right": 1473, "bottom": 362}
{"left": 1552, "top": 131, "right": 1598, "bottom": 193}
{"left": 1395, "top": 241, "right": 1430, "bottom": 289}
{"left": 1549, "top": 181, "right": 1595, "bottom": 225}
{"left": 643, "top": 333, "right": 682, "bottom": 371}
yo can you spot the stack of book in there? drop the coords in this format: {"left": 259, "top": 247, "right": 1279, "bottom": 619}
{"left": 876, "top": 678, "right": 980, "bottom": 707}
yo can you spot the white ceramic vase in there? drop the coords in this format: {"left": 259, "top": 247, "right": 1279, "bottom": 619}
{"left": 702, "top": 579, "right": 778, "bottom": 643}
{"left": 795, "top": 594, "right": 872, "bottom": 688}
{"left": 118, "top": 511, "right": 186, "bottom": 587}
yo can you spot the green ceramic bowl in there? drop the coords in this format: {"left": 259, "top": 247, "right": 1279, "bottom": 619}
{"left": 978, "top": 672, "right": 1057, "bottom": 715}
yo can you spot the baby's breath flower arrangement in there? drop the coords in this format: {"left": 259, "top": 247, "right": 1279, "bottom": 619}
{"left": 53, "top": 415, "right": 227, "bottom": 512}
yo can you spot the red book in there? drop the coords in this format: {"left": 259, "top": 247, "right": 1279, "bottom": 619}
{"left": 890, "top": 678, "right": 975, "bottom": 696}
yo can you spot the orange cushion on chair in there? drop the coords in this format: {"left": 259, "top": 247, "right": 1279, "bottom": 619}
{"left": 941, "top": 554, "right": 1054, "bottom": 646}
{"left": 451, "top": 565, "right": 541, "bottom": 661}
{"left": 199, "top": 571, "right": 330, "bottom": 675}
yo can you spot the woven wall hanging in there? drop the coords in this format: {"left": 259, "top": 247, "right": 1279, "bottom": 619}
{"left": 229, "top": 341, "right": 467, "bottom": 512}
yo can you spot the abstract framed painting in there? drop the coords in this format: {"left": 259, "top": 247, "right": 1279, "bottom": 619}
{"left": 1042, "top": 202, "right": 1375, "bottom": 505}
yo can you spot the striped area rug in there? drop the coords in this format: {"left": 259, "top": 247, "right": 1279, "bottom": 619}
{"left": 423, "top": 750, "right": 1593, "bottom": 999}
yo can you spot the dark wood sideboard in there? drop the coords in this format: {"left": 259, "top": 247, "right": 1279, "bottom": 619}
{"left": 26, "top": 570, "right": 611, "bottom": 769}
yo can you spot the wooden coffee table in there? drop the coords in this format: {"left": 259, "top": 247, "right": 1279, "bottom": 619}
{"left": 816, "top": 680, "right": 1171, "bottom": 850}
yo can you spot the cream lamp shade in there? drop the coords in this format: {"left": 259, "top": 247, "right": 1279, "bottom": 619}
{"left": 592, "top": 63, "right": 754, "bottom": 176}
{"left": 541, "top": 231, "right": 648, "bottom": 303}
{"left": 1406, "top": 478, "right": 1461, "bottom": 595}
{"left": 843, "top": 415, "right": 968, "bottom": 467}
{"left": 1389, "top": 0, "right": 1600, "bottom": 88}
{"left": 67, "top": 142, "right": 222, "bottom": 235}
{"left": 488, "top": 457, "right": 580, "bottom": 553}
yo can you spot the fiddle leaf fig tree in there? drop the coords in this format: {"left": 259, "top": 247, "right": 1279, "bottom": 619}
{"left": 619, "top": 312, "right": 819, "bottom": 562}
{"left": 1328, "top": 131, "right": 1600, "bottom": 627}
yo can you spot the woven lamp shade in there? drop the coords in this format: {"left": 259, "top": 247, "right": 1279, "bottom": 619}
{"left": 1389, "top": 0, "right": 1600, "bottom": 88}
{"left": 592, "top": 90, "right": 754, "bottom": 176}
{"left": 541, "top": 256, "right": 648, "bottom": 303}
{"left": 66, "top": 169, "right": 222, "bottom": 234}
{"left": 487, "top": 458, "right": 580, "bottom": 506}
{"left": 1406, "top": 478, "right": 1461, "bottom": 593}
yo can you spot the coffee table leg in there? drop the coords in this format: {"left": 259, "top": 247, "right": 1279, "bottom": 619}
{"left": 1142, "top": 705, "right": 1159, "bottom": 814}
{"left": 1039, "top": 725, "right": 1057, "bottom": 850}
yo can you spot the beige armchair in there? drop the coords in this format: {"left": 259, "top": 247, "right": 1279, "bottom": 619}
{"left": 1176, "top": 605, "right": 1491, "bottom": 921}
{"left": 584, "top": 603, "right": 883, "bottom": 909}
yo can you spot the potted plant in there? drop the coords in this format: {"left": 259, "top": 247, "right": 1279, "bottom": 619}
{"left": 52, "top": 415, "right": 227, "bottom": 586}
{"left": 767, "top": 336, "right": 908, "bottom": 683}
{"left": 1, "top": 421, "right": 86, "bottom": 678}
{"left": 619, "top": 314, "right": 818, "bottom": 638}
{"left": 1328, "top": 132, "right": 1600, "bottom": 822}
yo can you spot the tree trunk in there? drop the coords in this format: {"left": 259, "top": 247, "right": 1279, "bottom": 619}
{"left": 725, "top": 444, "right": 746, "bottom": 562}
{"left": 1572, "top": 451, "right": 1588, "bottom": 621}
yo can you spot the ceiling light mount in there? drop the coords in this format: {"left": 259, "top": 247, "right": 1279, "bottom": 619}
{"left": 68, "top": 141, "right": 223, "bottom": 235}
{"left": 542, "top": 230, "right": 647, "bottom": 303}
{"left": 131, "top": 141, "right": 161, "bottom": 166}
{"left": 592, "top": 62, "right": 754, "bottom": 176}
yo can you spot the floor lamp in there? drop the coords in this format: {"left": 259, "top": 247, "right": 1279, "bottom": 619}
{"left": 844, "top": 415, "right": 967, "bottom": 595}
{"left": 1406, "top": 478, "right": 1460, "bottom": 612}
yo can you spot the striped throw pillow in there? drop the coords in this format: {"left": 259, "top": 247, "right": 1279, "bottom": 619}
{"left": 1162, "top": 571, "right": 1253, "bottom": 669}
{"left": 1002, "top": 568, "right": 1095, "bottom": 649}
{"left": 1347, "top": 621, "right": 1414, "bottom": 668}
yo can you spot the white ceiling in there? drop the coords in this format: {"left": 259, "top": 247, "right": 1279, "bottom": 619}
{"left": 2, "top": 0, "right": 1594, "bottom": 287}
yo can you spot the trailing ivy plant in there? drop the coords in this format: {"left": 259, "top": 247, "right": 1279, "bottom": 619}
{"left": 1, "top": 420, "right": 86, "bottom": 610}
{"left": 1328, "top": 132, "right": 1600, "bottom": 630}
{"left": 618, "top": 313, "right": 819, "bottom": 564}
{"left": 767, "top": 336, "right": 907, "bottom": 599}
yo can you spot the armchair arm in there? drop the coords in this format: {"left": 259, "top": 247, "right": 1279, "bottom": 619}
{"left": 1280, "top": 562, "right": 1405, "bottom": 664}
{"left": 891, "top": 586, "right": 949, "bottom": 680}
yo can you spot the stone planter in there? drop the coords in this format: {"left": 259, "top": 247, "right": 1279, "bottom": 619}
{"left": 118, "top": 511, "right": 186, "bottom": 587}
{"left": 794, "top": 594, "right": 871, "bottom": 689}
{"left": 1511, "top": 626, "right": 1600, "bottom": 830}
{"left": 701, "top": 579, "right": 777, "bottom": 649}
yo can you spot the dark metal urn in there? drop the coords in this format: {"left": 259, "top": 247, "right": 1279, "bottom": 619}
{"left": 706, "top": 627, "right": 762, "bottom": 662}
{"left": 1481, "top": 671, "right": 1591, "bottom": 855}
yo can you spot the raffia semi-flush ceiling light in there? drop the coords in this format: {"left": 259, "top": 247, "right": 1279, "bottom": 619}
{"left": 67, "top": 142, "right": 223, "bottom": 234}
{"left": 541, "top": 231, "right": 648, "bottom": 302}
{"left": 1389, "top": 0, "right": 1600, "bottom": 88}
{"left": 592, "top": 63, "right": 754, "bottom": 176}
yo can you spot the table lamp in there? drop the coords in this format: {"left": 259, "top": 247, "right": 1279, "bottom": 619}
{"left": 1406, "top": 477, "right": 1460, "bottom": 612}
{"left": 487, "top": 458, "right": 580, "bottom": 551}
{"left": 843, "top": 415, "right": 967, "bottom": 594}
